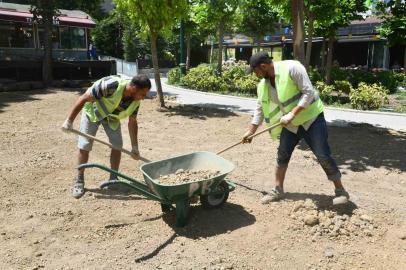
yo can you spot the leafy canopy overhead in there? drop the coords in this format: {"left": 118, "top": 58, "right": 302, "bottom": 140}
{"left": 377, "top": 0, "right": 406, "bottom": 47}
{"left": 113, "top": 0, "right": 189, "bottom": 39}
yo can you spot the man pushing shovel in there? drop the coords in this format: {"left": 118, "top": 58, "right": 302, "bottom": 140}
{"left": 61, "top": 75, "right": 151, "bottom": 199}
{"left": 242, "top": 52, "right": 349, "bottom": 205}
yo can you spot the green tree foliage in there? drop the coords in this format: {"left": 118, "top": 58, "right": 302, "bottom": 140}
{"left": 193, "top": 0, "right": 240, "bottom": 73}
{"left": 114, "top": 0, "right": 189, "bottom": 107}
{"left": 377, "top": 0, "right": 406, "bottom": 75}
{"left": 303, "top": 0, "right": 337, "bottom": 71}
{"left": 322, "top": 0, "right": 367, "bottom": 85}
{"left": 91, "top": 10, "right": 124, "bottom": 59}
{"left": 238, "top": 0, "right": 280, "bottom": 52}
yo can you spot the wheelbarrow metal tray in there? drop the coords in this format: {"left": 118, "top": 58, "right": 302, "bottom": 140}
{"left": 140, "top": 151, "right": 235, "bottom": 202}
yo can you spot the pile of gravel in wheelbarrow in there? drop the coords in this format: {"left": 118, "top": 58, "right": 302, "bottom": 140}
{"left": 156, "top": 169, "right": 221, "bottom": 185}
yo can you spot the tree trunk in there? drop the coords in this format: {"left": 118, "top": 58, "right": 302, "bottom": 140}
{"left": 41, "top": 1, "right": 53, "bottom": 87}
{"left": 217, "top": 19, "right": 224, "bottom": 73}
{"left": 186, "top": 31, "right": 191, "bottom": 70}
{"left": 305, "top": 15, "right": 314, "bottom": 71}
{"left": 291, "top": 0, "right": 306, "bottom": 65}
{"left": 257, "top": 32, "right": 261, "bottom": 53}
{"left": 150, "top": 34, "right": 165, "bottom": 107}
{"left": 326, "top": 30, "right": 335, "bottom": 85}
{"left": 321, "top": 35, "right": 326, "bottom": 75}
{"left": 404, "top": 45, "right": 406, "bottom": 76}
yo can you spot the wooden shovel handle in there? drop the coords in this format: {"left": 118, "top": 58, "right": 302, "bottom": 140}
{"left": 66, "top": 128, "right": 151, "bottom": 163}
{"left": 216, "top": 123, "right": 282, "bottom": 155}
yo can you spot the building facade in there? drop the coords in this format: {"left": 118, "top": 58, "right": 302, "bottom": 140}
{"left": 0, "top": 3, "right": 96, "bottom": 61}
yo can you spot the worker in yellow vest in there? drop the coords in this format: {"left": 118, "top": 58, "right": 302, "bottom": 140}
{"left": 242, "top": 51, "right": 349, "bottom": 205}
{"left": 61, "top": 75, "right": 151, "bottom": 199}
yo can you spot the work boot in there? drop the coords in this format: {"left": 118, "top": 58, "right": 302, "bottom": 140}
{"left": 72, "top": 180, "right": 85, "bottom": 199}
{"left": 261, "top": 187, "right": 285, "bottom": 204}
{"left": 333, "top": 186, "right": 349, "bottom": 205}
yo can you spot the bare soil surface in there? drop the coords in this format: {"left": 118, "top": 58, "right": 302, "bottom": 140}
{"left": 156, "top": 169, "right": 221, "bottom": 185}
{"left": 1, "top": 88, "right": 406, "bottom": 270}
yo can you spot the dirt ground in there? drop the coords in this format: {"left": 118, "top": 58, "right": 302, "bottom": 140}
{"left": 1, "top": 88, "right": 406, "bottom": 270}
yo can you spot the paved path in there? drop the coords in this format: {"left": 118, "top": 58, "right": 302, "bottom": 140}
{"left": 120, "top": 74, "right": 406, "bottom": 132}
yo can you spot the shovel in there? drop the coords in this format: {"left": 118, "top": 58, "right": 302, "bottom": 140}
{"left": 216, "top": 123, "right": 281, "bottom": 155}
{"left": 66, "top": 128, "right": 151, "bottom": 163}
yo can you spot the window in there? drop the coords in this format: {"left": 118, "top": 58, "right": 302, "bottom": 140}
{"left": 60, "top": 27, "right": 86, "bottom": 50}
{"left": 38, "top": 26, "right": 60, "bottom": 49}
{"left": 0, "top": 21, "right": 35, "bottom": 48}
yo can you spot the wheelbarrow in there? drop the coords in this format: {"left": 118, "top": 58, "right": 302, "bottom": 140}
{"left": 78, "top": 151, "right": 235, "bottom": 227}
{"left": 69, "top": 122, "right": 280, "bottom": 227}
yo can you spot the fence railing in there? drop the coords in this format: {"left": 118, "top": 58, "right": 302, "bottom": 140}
{"left": 99, "top": 55, "right": 138, "bottom": 77}
{"left": 137, "top": 59, "right": 173, "bottom": 69}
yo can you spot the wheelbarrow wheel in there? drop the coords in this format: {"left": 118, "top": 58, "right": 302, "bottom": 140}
{"left": 200, "top": 181, "right": 229, "bottom": 210}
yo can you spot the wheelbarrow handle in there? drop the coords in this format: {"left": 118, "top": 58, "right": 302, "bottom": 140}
{"left": 66, "top": 128, "right": 152, "bottom": 163}
{"left": 216, "top": 123, "right": 281, "bottom": 155}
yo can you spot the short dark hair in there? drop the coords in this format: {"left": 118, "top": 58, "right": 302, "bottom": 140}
{"left": 130, "top": 75, "right": 151, "bottom": 89}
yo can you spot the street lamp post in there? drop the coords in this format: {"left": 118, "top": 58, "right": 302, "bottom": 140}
{"left": 179, "top": 19, "right": 186, "bottom": 86}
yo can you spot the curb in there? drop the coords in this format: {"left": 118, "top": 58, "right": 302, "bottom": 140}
{"left": 164, "top": 83, "right": 406, "bottom": 118}
{"left": 164, "top": 83, "right": 257, "bottom": 101}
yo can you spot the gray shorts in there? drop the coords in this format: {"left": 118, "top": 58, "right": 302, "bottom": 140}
{"left": 78, "top": 111, "right": 123, "bottom": 151}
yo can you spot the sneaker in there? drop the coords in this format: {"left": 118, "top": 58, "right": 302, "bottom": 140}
{"left": 107, "top": 180, "right": 131, "bottom": 193}
{"left": 261, "top": 187, "right": 285, "bottom": 204}
{"left": 73, "top": 181, "right": 85, "bottom": 199}
{"left": 333, "top": 186, "right": 349, "bottom": 205}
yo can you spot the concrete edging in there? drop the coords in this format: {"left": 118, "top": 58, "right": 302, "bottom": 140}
{"left": 164, "top": 83, "right": 406, "bottom": 118}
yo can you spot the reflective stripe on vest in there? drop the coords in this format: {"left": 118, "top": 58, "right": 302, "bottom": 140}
{"left": 83, "top": 76, "right": 141, "bottom": 130}
{"left": 257, "top": 61, "right": 324, "bottom": 141}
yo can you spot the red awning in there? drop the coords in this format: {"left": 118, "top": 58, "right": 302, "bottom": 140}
{"left": 0, "top": 9, "right": 96, "bottom": 28}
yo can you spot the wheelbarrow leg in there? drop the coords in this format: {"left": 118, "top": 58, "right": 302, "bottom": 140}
{"left": 175, "top": 198, "right": 191, "bottom": 227}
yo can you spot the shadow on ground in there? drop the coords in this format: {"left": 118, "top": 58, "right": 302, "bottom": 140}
{"left": 0, "top": 88, "right": 85, "bottom": 114}
{"left": 296, "top": 120, "right": 406, "bottom": 173}
{"left": 134, "top": 202, "right": 255, "bottom": 263}
{"left": 158, "top": 104, "right": 240, "bottom": 120}
{"left": 86, "top": 187, "right": 154, "bottom": 201}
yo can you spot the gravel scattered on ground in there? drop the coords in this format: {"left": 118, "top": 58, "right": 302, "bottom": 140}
{"left": 156, "top": 169, "right": 221, "bottom": 185}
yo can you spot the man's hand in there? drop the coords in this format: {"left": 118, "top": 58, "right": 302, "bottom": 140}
{"left": 131, "top": 146, "right": 140, "bottom": 160}
{"left": 242, "top": 130, "right": 254, "bottom": 144}
{"left": 280, "top": 112, "right": 295, "bottom": 127}
{"left": 61, "top": 118, "right": 73, "bottom": 132}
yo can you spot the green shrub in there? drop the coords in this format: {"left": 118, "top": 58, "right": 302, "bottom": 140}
{"left": 331, "top": 66, "right": 399, "bottom": 94}
{"left": 167, "top": 67, "right": 180, "bottom": 85}
{"left": 182, "top": 61, "right": 257, "bottom": 95}
{"left": 315, "top": 81, "right": 335, "bottom": 104}
{"left": 182, "top": 64, "right": 220, "bottom": 92}
{"left": 234, "top": 73, "right": 259, "bottom": 95}
{"left": 333, "top": 80, "right": 353, "bottom": 95}
{"left": 309, "top": 69, "right": 323, "bottom": 86}
{"left": 350, "top": 83, "right": 389, "bottom": 110}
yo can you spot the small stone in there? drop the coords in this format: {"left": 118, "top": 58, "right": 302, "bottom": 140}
{"left": 35, "top": 252, "right": 42, "bottom": 257}
{"left": 360, "top": 215, "right": 373, "bottom": 223}
{"left": 304, "top": 215, "right": 319, "bottom": 226}
{"left": 175, "top": 169, "right": 184, "bottom": 175}
{"left": 325, "top": 247, "right": 334, "bottom": 258}
{"left": 399, "top": 235, "right": 406, "bottom": 240}
{"left": 226, "top": 263, "right": 234, "bottom": 269}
